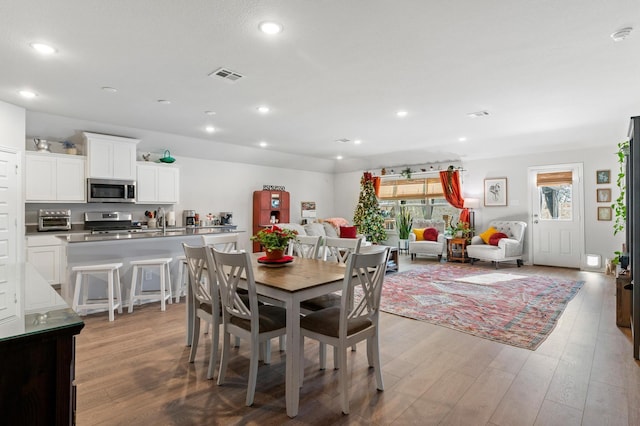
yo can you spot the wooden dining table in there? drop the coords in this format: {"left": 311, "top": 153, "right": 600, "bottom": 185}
{"left": 185, "top": 252, "right": 347, "bottom": 417}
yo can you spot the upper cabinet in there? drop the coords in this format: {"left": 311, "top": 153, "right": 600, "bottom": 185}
{"left": 25, "top": 152, "right": 86, "bottom": 202}
{"left": 83, "top": 132, "right": 139, "bottom": 180}
{"left": 136, "top": 162, "right": 180, "bottom": 204}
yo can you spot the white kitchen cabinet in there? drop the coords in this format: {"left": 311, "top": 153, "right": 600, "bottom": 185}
{"left": 26, "top": 235, "right": 66, "bottom": 286}
{"left": 84, "top": 132, "right": 139, "bottom": 180}
{"left": 25, "top": 152, "right": 86, "bottom": 202}
{"left": 136, "top": 162, "right": 180, "bottom": 204}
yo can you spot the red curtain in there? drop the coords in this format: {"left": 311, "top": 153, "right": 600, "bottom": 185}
{"left": 373, "top": 176, "right": 381, "bottom": 197}
{"left": 439, "top": 170, "right": 470, "bottom": 224}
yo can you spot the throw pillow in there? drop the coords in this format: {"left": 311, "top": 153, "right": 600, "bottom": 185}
{"left": 479, "top": 226, "right": 498, "bottom": 244}
{"left": 412, "top": 228, "right": 426, "bottom": 241}
{"left": 339, "top": 226, "right": 357, "bottom": 238}
{"left": 489, "top": 232, "right": 509, "bottom": 246}
{"left": 304, "top": 223, "right": 326, "bottom": 237}
{"left": 322, "top": 222, "right": 339, "bottom": 237}
{"left": 424, "top": 227, "right": 438, "bottom": 242}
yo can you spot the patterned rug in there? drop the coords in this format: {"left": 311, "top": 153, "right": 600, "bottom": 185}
{"left": 378, "top": 264, "right": 584, "bottom": 350}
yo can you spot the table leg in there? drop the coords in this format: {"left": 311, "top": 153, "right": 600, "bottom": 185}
{"left": 285, "top": 294, "right": 301, "bottom": 417}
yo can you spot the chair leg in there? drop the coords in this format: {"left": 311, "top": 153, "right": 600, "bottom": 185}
{"left": 72, "top": 272, "right": 82, "bottom": 314}
{"left": 207, "top": 321, "right": 219, "bottom": 380}
{"left": 339, "top": 347, "right": 349, "bottom": 414}
{"left": 175, "top": 260, "right": 184, "bottom": 303}
{"left": 234, "top": 336, "right": 241, "bottom": 347}
{"left": 189, "top": 317, "right": 200, "bottom": 363}
{"left": 319, "top": 342, "right": 327, "bottom": 370}
{"left": 246, "top": 338, "right": 260, "bottom": 406}
{"left": 264, "top": 340, "right": 272, "bottom": 365}
{"left": 279, "top": 335, "right": 286, "bottom": 351}
{"left": 217, "top": 331, "right": 231, "bottom": 385}
{"left": 371, "top": 334, "right": 384, "bottom": 391}
{"left": 160, "top": 266, "right": 166, "bottom": 311}
{"left": 165, "top": 263, "right": 173, "bottom": 305}
{"left": 334, "top": 346, "right": 340, "bottom": 370}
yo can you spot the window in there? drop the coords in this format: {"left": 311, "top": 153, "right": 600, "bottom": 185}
{"left": 536, "top": 171, "right": 573, "bottom": 220}
{"left": 378, "top": 177, "right": 447, "bottom": 220}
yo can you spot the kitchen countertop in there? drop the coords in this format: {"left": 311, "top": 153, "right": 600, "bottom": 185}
{"left": 58, "top": 226, "right": 243, "bottom": 243}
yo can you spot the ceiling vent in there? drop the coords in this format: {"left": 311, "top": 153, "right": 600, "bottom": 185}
{"left": 209, "top": 67, "right": 244, "bottom": 83}
{"left": 467, "top": 110, "right": 489, "bottom": 118}
{"left": 336, "top": 138, "right": 351, "bottom": 143}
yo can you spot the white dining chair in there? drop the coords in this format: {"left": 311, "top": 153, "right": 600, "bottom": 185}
{"left": 183, "top": 243, "right": 219, "bottom": 379}
{"left": 322, "top": 236, "right": 362, "bottom": 263}
{"left": 287, "top": 235, "right": 322, "bottom": 259}
{"left": 300, "top": 247, "right": 390, "bottom": 414}
{"left": 202, "top": 232, "right": 239, "bottom": 252}
{"left": 211, "top": 248, "right": 287, "bottom": 406}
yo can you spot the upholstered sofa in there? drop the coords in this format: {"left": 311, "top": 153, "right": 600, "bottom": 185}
{"left": 466, "top": 220, "right": 527, "bottom": 268}
{"left": 408, "top": 219, "right": 446, "bottom": 260}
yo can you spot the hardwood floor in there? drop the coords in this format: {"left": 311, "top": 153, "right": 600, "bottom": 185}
{"left": 74, "top": 256, "right": 640, "bottom": 425}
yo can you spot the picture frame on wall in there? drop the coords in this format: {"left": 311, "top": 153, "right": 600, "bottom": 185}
{"left": 597, "top": 188, "right": 612, "bottom": 203}
{"left": 598, "top": 206, "right": 612, "bottom": 221}
{"left": 484, "top": 178, "right": 507, "bottom": 206}
{"left": 596, "top": 169, "right": 611, "bottom": 184}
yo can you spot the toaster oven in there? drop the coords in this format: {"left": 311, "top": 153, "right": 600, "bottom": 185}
{"left": 38, "top": 209, "right": 71, "bottom": 231}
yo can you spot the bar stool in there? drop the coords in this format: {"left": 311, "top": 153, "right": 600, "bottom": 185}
{"left": 174, "top": 254, "right": 188, "bottom": 303}
{"left": 128, "top": 258, "right": 173, "bottom": 312}
{"left": 72, "top": 263, "right": 123, "bottom": 322}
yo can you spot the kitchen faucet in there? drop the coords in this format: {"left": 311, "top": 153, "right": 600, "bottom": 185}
{"left": 158, "top": 207, "right": 166, "bottom": 235}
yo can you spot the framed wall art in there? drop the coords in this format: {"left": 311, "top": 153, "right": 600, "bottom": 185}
{"left": 598, "top": 206, "right": 612, "bottom": 221}
{"left": 597, "top": 188, "right": 612, "bottom": 203}
{"left": 596, "top": 169, "right": 610, "bottom": 184}
{"left": 484, "top": 178, "right": 507, "bottom": 206}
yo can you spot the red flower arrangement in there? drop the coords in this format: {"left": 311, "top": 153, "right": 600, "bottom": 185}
{"left": 250, "top": 225, "right": 298, "bottom": 252}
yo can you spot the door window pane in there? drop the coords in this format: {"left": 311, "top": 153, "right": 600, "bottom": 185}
{"left": 539, "top": 184, "right": 572, "bottom": 220}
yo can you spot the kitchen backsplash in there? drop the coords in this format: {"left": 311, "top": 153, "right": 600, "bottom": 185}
{"left": 25, "top": 203, "right": 176, "bottom": 225}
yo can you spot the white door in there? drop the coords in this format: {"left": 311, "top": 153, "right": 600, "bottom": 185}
{"left": 528, "top": 164, "right": 584, "bottom": 268}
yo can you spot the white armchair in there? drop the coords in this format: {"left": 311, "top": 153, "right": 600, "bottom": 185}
{"left": 408, "top": 219, "right": 446, "bottom": 261}
{"left": 466, "top": 220, "right": 527, "bottom": 268}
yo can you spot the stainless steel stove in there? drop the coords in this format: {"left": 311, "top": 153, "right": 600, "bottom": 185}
{"left": 84, "top": 211, "right": 142, "bottom": 234}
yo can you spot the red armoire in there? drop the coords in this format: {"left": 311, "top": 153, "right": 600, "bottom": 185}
{"left": 252, "top": 190, "right": 290, "bottom": 252}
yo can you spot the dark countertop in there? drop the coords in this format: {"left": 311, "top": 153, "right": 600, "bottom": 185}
{"left": 0, "top": 263, "right": 83, "bottom": 342}
{"left": 58, "top": 226, "right": 243, "bottom": 243}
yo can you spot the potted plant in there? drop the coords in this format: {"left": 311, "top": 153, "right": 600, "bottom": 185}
{"left": 250, "top": 225, "right": 298, "bottom": 259}
{"left": 612, "top": 140, "right": 630, "bottom": 270}
{"left": 396, "top": 206, "right": 413, "bottom": 251}
{"left": 452, "top": 221, "right": 474, "bottom": 242}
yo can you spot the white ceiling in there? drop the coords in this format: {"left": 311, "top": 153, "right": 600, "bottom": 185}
{"left": 1, "top": 0, "right": 639, "bottom": 173}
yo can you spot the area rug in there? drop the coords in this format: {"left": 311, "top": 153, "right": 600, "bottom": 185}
{"left": 377, "top": 264, "right": 584, "bottom": 350}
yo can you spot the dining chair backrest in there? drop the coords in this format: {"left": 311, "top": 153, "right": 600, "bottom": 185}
{"left": 339, "top": 247, "right": 390, "bottom": 337}
{"left": 288, "top": 235, "right": 322, "bottom": 258}
{"left": 183, "top": 243, "right": 217, "bottom": 309}
{"left": 202, "top": 233, "right": 239, "bottom": 253}
{"left": 211, "top": 249, "right": 259, "bottom": 329}
{"left": 323, "top": 236, "right": 362, "bottom": 263}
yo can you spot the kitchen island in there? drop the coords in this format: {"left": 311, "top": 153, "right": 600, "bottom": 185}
{"left": 59, "top": 228, "right": 245, "bottom": 306}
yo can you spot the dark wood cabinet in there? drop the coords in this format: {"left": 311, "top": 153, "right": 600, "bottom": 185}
{"left": 252, "top": 190, "right": 290, "bottom": 252}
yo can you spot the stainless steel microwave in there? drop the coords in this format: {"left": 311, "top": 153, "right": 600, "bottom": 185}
{"left": 87, "top": 178, "right": 136, "bottom": 203}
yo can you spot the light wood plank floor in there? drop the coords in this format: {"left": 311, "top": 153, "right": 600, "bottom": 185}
{"left": 74, "top": 256, "right": 640, "bottom": 425}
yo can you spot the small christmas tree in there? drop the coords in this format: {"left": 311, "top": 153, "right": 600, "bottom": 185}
{"left": 353, "top": 172, "right": 387, "bottom": 243}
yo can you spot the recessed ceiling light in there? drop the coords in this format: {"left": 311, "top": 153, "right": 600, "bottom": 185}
{"left": 458, "top": 137, "right": 467, "bottom": 142}
{"left": 204, "top": 110, "right": 217, "bottom": 115}
{"left": 19, "top": 90, "right": 37, "bottom": 99}
{"left": 259, "top": 141, "right": 268, "bottom": 148}
{"left": 101, "top": 86, "right": 118, "bottom": 93}
{"left": 205, "top": 126, "right": 215, "bottom": 133}
{"left": 29, "top": 42, "right": 56, "bottom": 55}
{"left": 354, "top": 139, "right": 362, "bottom": 145}
{"left": 467, "top": 110, "right": 489, "bottom": 118}
{"left": 257, "top": 105, "right": 270, "bottom": 114}
{"left": 396, "top": 110, "right": 408, "bottom": 118}
{"left": 611, "top": 27, "right": 633, "bottom": 42}
{"left": 157, "top": 99, "right": 171, "bottom": 105}
{"left": 336, "top": 155, "right": 343, "bottom": 160}
{"left": 259, "top": 21, "right": 283, "bottom": 35}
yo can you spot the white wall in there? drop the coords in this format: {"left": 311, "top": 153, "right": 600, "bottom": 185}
{"left": 176, "top": 156, "right": 334, "bottom": 249}
{"left": 334, "top": 145, "right": 625, "bottom": 270}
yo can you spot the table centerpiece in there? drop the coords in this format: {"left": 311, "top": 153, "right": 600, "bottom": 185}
{"left": 251, "top": 225, "right": 298, "bottom": 260}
